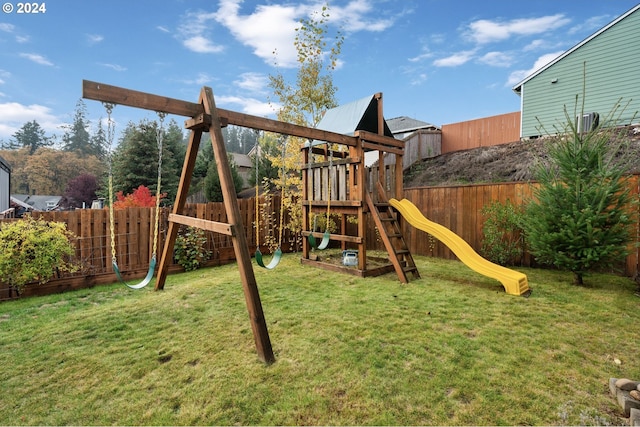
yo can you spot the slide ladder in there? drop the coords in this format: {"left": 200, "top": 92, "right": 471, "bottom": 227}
{"left": 366, "top": 192, "right": 420, "bottom": 283}
{"left": 389, "top": 198, "right": 530, "bottom": 296}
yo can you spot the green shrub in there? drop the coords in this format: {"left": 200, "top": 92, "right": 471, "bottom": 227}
{"left": 174, "top": 226, "right": 211, "bottom": 272}
{"left": 481, "top": 200, "right": 525, "bottom": 266}
{"left": 0, "top": 216, "right": 79, "bottom": 294}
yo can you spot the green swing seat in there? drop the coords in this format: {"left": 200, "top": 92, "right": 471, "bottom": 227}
{"left": 113, "top": 255, "right": 157, "bottom": 290}
{"left": 308, "top": 230, "right": 331, "bottom": 250}
{"left": 255, "top": 247, "right": 283, "bottom": 270}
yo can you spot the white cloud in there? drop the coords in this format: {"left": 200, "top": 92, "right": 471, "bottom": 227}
{"left": 0, "top": 102, "right": 62, "bottom": 139}
{"left": 433, "top": 50, "right": 476, "bottom": 67}
{"left": 507, "top": 51, "right": 564, "bottom": 86}
{"left": 99, "top": 63, "right": 127, "bottom": 72}
{"left": 478, "top": 51, "right": 513, "bottom": 67}
{"left": 156, "top": 26, "right": 170, "bottom": 33}
{"left": 410, "top": 73, "right": 428, "bottom": 86}
{"left": 86, "top": 34, "right": 104, "bottom": 44}
{"left": 0, "top": 23, "right": 15, "bottom": 33}
{"left": 234, "top": 72, "right": 269, "bottom": 93}
{"left": 568, "top": 14, "right": 611, "bottom": 35}
{"left": 212, "top": 0, "right": 398, "bottom": 68}
{"left": 177, "top": 11, "right": 225, "bottom": 54}
{"left": 523, "top": 39, "right": 545, "bottom": 52}
{"left": 465, "top": 14, "right": 571, "bottom": 44}
{"left": 214, "top": 0, "right": 303, "bottom": 67}
{"left": 328, "top": 0, "right": 396, "bottom": 33}
{"left": 0, "top": 69, "right": 10, "bottom": 85}
{"left": 181, "top": 72, "right": 214, "bottom": 85}
{"left": 215, "top": 95, "right": 277, "bottom": 117}
{"left": 408, "top": 47, "right": 432, "bottom": 63}
{"left": 19, "top": 53, "right": 54, "bottom": 66}
{"left": 183, "top": 35, "right": 224, "bottom": 54}
{"left": 15, "top": 35, "right": 29, "bottom": 43}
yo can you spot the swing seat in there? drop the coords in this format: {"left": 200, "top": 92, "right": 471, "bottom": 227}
{"left": 308, "top": 230, "right": 331, "bottom": 250}
{"left": 113, "top": 255, "right": 157, "bottom": 289}
{"left": 255, "top": 247, "right": 282, "bottom": 270}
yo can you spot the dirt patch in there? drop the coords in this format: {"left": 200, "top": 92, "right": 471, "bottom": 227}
{"left": 404, "top": 126, "right": 640, "bottom": 188}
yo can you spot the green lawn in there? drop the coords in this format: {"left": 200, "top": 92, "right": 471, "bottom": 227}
{"left": 1, "top": 254, "right": 639, "bottom": 425}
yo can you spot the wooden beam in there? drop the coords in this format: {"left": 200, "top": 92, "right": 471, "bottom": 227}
{"left": 168, "top": 214, "right": 234, "bottom": 236}
{"left": 362, "top": 142, "right": 403, "bottom": 155}
{"left": 83, "top": 80, "right": 202, "bottom": 117}
{"left": 356, "top": 130, "right": 405, "bottom": 149}
{"left": 301, "top": 231, "right": 363, "bottom": 244}
{"left": 84, "top": 80, "right": 357, "bottom": 147}
{"left": 218, "top": 108, "right": 356, "bottom": 146}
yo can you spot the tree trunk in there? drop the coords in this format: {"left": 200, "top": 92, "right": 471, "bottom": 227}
{"left": 573, "top": 271, "right": 584, "bottom": 285}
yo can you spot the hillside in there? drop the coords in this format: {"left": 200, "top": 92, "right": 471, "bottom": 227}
{"left": 403, "top": 126, "right": 640, "bottom": 188}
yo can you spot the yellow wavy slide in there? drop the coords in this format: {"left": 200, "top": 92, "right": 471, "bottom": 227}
{"left": 389, "top": 198, "right": 530, "bottom": 296}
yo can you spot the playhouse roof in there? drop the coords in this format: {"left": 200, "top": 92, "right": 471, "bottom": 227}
{"left": 314, "top": 94, "right": 393, "bottom": 141}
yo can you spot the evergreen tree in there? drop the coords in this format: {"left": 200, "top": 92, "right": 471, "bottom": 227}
{"left": 524, "top": 103, "right": 635, "bottom": 285}
{"left": 90, "top": 118, "right": 108, "bottom": 161}
{"left": 111, "top": 118, "right": 183, "bottom": 205}
{"left": 61, "top": 100, "right": 99, "bottom": 158}
{"left": 249, "top": 133, "right": 279, "bottom": 188}
{"left": 12, "top": 120, "right": 52, "bottom": 154}
{"left": 204, "top": 154, "right": 243, "bottom": 202}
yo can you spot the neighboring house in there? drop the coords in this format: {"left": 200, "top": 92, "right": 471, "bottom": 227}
{"left": 0, "top": 155, "right": 10, "bottom": 214}
{"left": 229, "top": 152, "right": 253, "bottom": 190}
{"left": 386, "top": 116, "right": 439, "bottom": 140}
{"left": 513, "top": 4, "right": 640, "bottom": 139}
{"left": 11, "top": 194, "right": 62, "bottom": 212}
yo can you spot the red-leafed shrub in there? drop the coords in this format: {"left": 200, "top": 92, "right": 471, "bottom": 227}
{"left": 113, "top": 185, "right": 165, "bottom": 209}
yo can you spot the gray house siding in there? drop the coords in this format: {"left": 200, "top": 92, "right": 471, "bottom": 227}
{"left": 517, "top": 5, "right": 640, "bottom": 138}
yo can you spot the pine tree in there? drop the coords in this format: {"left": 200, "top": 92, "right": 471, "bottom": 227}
{"left": 524, "top": 103, "right": 635, "bottom": 285}
{"left": 12, "top": 120, "right": 52, "bottom": 154}
{"left": 204, "top": 154, "right": 243, "bottom": 202}
{"left": 111, "top": 118, "right": 183, "bottom": 205}
{"left": 61, "top": 100, "right": 95, "bottom": 157}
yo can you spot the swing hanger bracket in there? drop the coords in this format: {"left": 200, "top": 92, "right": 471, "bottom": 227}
{"left": 184, "top": 113, "right": 228, "bottom": 130}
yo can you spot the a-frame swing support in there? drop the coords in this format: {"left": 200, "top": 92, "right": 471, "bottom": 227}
{"left": 82, "top": 80, "right": 278, "bottom": 363}
{"left": 83, "top": 80, "right": 367, "bottom": 364}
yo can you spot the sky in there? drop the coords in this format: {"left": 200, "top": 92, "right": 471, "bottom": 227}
{"left": 0, "top": 0, "right": 638, "bottom": 143}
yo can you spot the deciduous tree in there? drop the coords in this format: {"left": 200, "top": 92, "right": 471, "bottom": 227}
{"left": 267, "top": 3, "right": 343, "bottom": 248}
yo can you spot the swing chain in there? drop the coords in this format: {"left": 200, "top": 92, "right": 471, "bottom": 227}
{"left": 152, "top": 112, "right": 166, "bottom": 257}
{"left": 103, "top": 103, "right": 118, "bottom": 265}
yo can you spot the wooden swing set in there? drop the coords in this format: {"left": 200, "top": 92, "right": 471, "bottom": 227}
{"left": 82, "top": 81, "right": 417, "bottom": 364}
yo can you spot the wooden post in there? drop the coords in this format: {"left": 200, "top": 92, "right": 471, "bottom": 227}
{"left": 201, "top": 87, "right": 275, "bottom": 365}
{"left": 356, "top": 136, "right": 367, "bottom": 271}
{"left": 155, "top": 126, "right": 203, "bottom": 290}
{"left": 302, "top": 146, "right": 310, "bottom": 260}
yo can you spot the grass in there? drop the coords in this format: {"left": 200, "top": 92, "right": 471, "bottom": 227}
{"left": 1, "top": 254, "right": 639, "bottom": 425}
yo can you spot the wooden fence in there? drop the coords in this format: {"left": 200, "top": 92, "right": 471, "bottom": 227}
{"left": 0, "top": 196, "right": 294, "bottom": 300}
{"left": 2, "top": 176, "right": 639, "bottom": 300}
{"left": 441, "top": 111, "right": 521, "bottom": 153}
